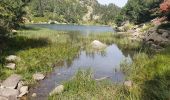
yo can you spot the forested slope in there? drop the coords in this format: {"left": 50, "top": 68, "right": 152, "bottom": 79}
{"left": 29, "top": 0, "right": 120, "bottom": 24}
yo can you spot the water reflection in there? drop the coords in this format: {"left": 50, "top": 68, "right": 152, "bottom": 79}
{"left": 29, "top": 44, "right": 132, "bottom": 100}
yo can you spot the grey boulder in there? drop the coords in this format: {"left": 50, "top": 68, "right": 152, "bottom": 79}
{"left": 0, "top": 88, "right": 19, "bottom": 99}
{"left": 2, "top": 74, "right": 22, "bottom": 89}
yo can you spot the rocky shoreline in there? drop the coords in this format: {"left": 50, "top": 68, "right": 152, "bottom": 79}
{"left": 116, "top": 21, "right": 170, "bottom": 51}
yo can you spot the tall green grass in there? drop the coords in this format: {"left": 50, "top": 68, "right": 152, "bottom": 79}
{"left": 49, "top": 69, "right": 117, "bottom": 100}
{"left": 0, "top": 28, "right": 80, "bottom": 83}
{"left": 116, "top": 46, "right": 170, "bottom": 100}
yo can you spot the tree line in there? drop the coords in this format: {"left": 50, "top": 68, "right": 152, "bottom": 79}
{"left": 114, "top": 0, "right": 170, "bottom": 25}
{"left": 29, "top": 0, "right": 121, "bottom": 24}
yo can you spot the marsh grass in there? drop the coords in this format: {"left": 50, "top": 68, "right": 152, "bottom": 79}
{"left": 50, "top": 46, "right": 170, "bottom": 100}
{"left": 49, "top": 69, "right": 117, "bottom": 100}
{"left": 116, "top": 46, "right": 170, "bottom": 100}
{"left": 0, "top": 28, "right": 81, "bottom": 82}
{"left": 79, "top": 32, "right": 142, "bottom": 52}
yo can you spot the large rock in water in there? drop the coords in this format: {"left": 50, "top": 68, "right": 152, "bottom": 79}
{"left": 0, "top": 88, "right": 19, "bottom": 100}
{"left": 49, "top": 85, "right": 64, "bottom": 96}
{"left": 91, "top": 40, "right": 107, "bottom": 50}
{"left": 2, "top": 74, "right": 22, "bottom": 89}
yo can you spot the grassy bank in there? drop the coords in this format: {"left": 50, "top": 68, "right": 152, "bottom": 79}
{"left": 0, "top": 28, "right": 80, "bottom": 83}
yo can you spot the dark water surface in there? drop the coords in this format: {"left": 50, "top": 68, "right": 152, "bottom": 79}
{"left": 28, "top": 24, "right": 131, "bottom": 100}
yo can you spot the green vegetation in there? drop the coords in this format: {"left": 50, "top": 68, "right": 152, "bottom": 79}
{"left": 29, "top": 0, "right": 120, "bottom": 25}
{"left": 0, "top": 28, "right": 80, "bottom": 83}
{"left": 81, "top": 32, "right": 141, "bottom": 51}
{"left": 115, "top": 0, "right": 162, "bottom": 25}
{"left": 0, "top": 0, "right": 30, "bottom": 35}
{"left": 49, "top": 44, "right": 170, "bottom": 100}
{"left": 117, "top": 47, "right": 170, "bottom": 100}
{"left": 49, "top": 69, "right": 116, "bottom": 100}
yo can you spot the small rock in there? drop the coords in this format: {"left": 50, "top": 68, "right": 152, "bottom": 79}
{"left": 19, "top": 86, "right": 28, "bottom": 93}
{"left": 49, "top": 85, "right": 64, "bottom": 96}
{"left": 18, "top": 86, "right": 29, "bottom": 97}
{"left": 0, "top": 88, "right": 19, "bottom": 99}
{"left": 32, "top": 93, "right": 37, "bottom": 97}
{"left": 33, "top": 73, "right": 45, "bottom": 81}
{"left": 2, "top": 74, "right": 22, "bottom": 89}
{"left": 5, "top": 55, "right": 20, "bottom": 62}
{"left": 12, "top": 30, "right": 17, "bottom": 33}
{"left": 124, "top": 80, "right": 132, "bottom": 87}
{"left": 91, "top": 40, "right": 107, "bottom": 50}
{"left": 5, "top": 63, "right": 16, "bottom": 70}
{"left": 57, "top": 73, "right": 61, "bottom": 75}
{"left": 17, "top": 81, "right": 24, "bottom": 90}
{"left": 162, "top": 32, "right": 169, "bottom": 38}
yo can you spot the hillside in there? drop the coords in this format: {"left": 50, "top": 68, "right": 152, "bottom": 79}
{"left": 28, "top": 0, "right": 121, "bottom": 25}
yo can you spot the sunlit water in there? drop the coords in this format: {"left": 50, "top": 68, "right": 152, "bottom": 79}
{"left": 28, "top": 24, "right": 131, "bottom": 100}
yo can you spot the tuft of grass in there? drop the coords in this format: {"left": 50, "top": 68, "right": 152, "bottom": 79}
{"left": 49, "top": 69, "right": 116, "bottom": 100}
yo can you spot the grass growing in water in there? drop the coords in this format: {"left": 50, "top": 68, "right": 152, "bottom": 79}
{"left": 49, "top": 69, "right": 116, "bottom": 100}
{"left": 49, "top": 43, "right": 170, "bottom": 100}
{"left": 116, "top": 46, "right": 170, "bottom": 100}
{"left": 0, "top": 28, "right": 80, "bottom": 83}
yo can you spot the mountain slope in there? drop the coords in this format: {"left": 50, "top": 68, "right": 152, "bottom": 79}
{"left": 29, "top": 0, "right": 121, "bottom": 24}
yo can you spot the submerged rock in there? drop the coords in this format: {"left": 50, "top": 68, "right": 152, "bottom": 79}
{"left": 91, "top": 40, "right": 107, "bottom": 50}
{"left": 32, "top": 93, "right": 37, "bottom": 97}
{"left": 5, "top": 55, "right": 20, "bottom": 62}
{"left": 33, "top": 73, "right": 45, "bottom": 81}
{"left": 2, "top": 74, "right": 22, "bottom": 89}
{"left": 5, "top": 63, "right": 16, "bottom": 70}
{"left": 49, "top": 85, "right": 64, "bottom": 96}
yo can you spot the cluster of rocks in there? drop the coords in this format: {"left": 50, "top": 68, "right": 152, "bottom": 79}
{"left": 0, "top": 74, "right": 28, "bottom": 100}
{"left": 117, "top": 21, "right": 170, "bottom": 51}
{"left": 144, "top": 28, "right": 170, "bottom": 50}
{"left": 5, "top": 55, "right": 21, "bottom": 70}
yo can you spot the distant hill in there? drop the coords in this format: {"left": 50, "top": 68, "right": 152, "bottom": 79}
{"left": 29, "top": 0, "right": 121, "bottom": 25}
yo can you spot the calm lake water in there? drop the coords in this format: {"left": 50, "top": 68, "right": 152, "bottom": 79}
{"left": 30, "top": 24, "right": 114, "bottom": 34}
{"left": 28, "top": 24, "right": 131, "bottom": 100}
